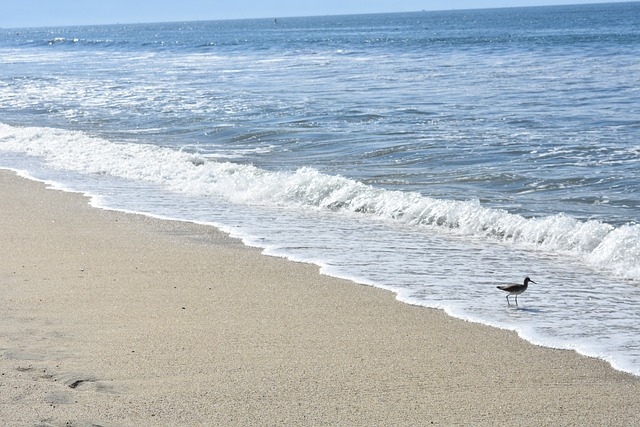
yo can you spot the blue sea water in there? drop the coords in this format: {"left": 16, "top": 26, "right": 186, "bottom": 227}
{"left": 1, "top": 3, "right": 640, "bottom": 375}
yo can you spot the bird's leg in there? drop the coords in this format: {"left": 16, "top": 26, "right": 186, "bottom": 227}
{"left": 515, "top": 295, "right": 518, "bottom": 306}
{"left": 506, "top": 295, "right": 511, "bottom": 306}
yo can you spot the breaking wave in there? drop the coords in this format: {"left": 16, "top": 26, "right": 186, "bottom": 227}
{"left": 1, "top": 123, "right": 638, "bottom": 280}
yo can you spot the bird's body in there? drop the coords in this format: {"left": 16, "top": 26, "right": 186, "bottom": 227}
{"left": 497, "top": 277, "right": 535, "bottom": 306}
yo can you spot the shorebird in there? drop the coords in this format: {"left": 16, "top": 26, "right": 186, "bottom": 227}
{"left": 497, "top": 277, "right": 536, "bottom": 306}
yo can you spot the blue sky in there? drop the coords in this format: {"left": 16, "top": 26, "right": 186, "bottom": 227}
{"left": 1, "top": 1, "right": 632, "bottom": 28}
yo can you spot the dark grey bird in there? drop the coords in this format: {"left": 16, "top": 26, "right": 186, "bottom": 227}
{"left": 497, "top": 277, "right": 536, "bottom": 306}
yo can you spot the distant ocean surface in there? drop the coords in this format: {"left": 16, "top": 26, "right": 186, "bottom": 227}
{"left": 1, "top": 3, "right": 640, "bottom": 375}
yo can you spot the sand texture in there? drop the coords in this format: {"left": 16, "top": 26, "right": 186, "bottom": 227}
{"left": 1, "top": 169, "right": 639, "bottom": 426}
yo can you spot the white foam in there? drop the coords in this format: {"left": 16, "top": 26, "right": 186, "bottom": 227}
{"left": 1, "top": 123, "right": 638, "bottom": 281}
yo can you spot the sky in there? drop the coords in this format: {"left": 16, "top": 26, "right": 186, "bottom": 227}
{"left": 1, "top": 0, "right": 633, "bottom": 28}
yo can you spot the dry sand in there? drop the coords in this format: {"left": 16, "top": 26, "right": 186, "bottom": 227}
{"left": 1, "top": 169, "right": 639, "bottom": 426}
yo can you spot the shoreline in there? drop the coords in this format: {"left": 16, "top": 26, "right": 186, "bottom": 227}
{"left": 1, "top": 168, "right": 639, "bottom": 426}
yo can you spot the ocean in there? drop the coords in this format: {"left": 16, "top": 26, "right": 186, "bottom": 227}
{"left": 1, "top": 2, "right": 639, "bottom": 375}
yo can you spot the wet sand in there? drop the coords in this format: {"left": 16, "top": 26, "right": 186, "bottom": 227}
{"left": 1, "top": 169, "right": 639, "bottom": 426}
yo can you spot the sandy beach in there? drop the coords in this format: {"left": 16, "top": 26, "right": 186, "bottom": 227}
{"left": 1, "top": 168, "right": 639, "bottom": 426}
